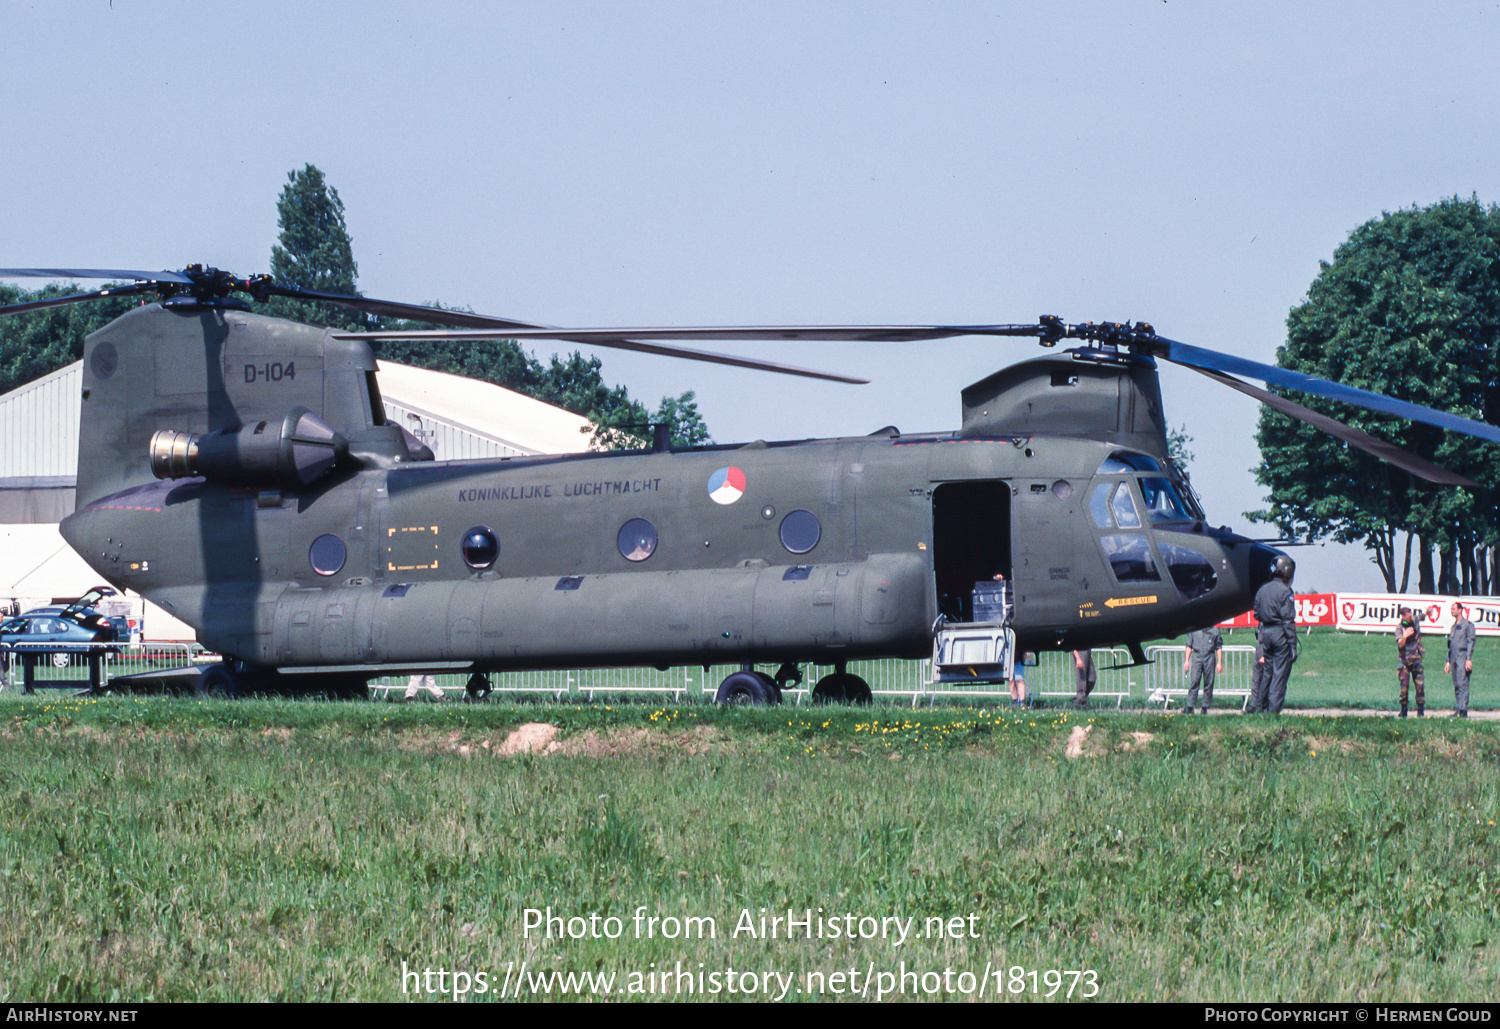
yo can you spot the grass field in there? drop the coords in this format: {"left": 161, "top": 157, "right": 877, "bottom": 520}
{"left": 0, "top": 629, "right": 1496, "bottom": 1003}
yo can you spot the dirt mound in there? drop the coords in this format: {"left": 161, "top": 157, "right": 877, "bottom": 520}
{"left": 497, "top": 722, "right": 561, "bottom": 756}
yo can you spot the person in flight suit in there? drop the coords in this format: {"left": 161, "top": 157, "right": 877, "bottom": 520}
{"left": 1183, "top": 625, "right": 1224, "bottom": 714}
{"left": 1247, "top": 555, "right": 1297, "bottom": 714}
{"left": 1395, "top": 606, "right": 1425, "bottom": 717}
{"left": 1446, "top": 600, "right": 1476, "bottom": 719}
{"left": 1071, "top": 649, "right": 1097, "bottom": 709}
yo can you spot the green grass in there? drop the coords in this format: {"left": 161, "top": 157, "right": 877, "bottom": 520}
{"left": 0, "top": 694, "right": 1496, "bottom": 1002}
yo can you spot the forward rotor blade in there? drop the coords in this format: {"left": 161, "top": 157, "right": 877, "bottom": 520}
{"left": 0, "top": 282, "right": 160, "bottom": 317}
{"left": 344, "top": 323, "right": 1052, "bottom": 343}
{"left": 0, "top": 268, "right": 195, "bottom": 284}
{"left": 1189, "top": 365, "right": 1476, "bottom": 487}
{"left": 1159, "top": 336, "right": 1500, "bottom": 446}
{"left": 335, "top": 321, "right": 1068, "bottom": 383}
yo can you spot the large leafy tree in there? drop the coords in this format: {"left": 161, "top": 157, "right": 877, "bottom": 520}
{"left": 1251, "top": 196, "right": 1500, "bottom": 593}
{"left": 262, "top": 164, "right": 366, "bottom": 331}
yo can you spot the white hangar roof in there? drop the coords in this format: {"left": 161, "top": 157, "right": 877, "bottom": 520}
{"left": 376, "top": 360, "right": 593, "bottom": 459}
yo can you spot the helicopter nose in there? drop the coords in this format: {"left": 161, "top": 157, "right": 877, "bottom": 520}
{"left": 1247, "top": 544, "right": 1285, "bottom": 592}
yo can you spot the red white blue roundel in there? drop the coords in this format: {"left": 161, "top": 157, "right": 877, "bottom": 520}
{"left": 707, "top": 466, "right": 746, "bottom": 505}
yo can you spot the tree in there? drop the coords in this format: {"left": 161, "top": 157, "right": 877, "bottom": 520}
{"left": 1167, "top": 423, "right": 1194, "bottom": 470}
{"left": 1250, "top": 196, "right": 1500, "bottom": 593}
{"left": 263, "top": 164, "right": 366, "bottom": 331}
{"left": 0, "top": 283, "right": 143, "bottom": 396}
{"left": 263, "top": 165, "right": 711, "bottom": 445}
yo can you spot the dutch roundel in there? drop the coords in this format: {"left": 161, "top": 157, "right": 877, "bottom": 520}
{"left": 707, "top": 466, "right": 747, "bottom": 506}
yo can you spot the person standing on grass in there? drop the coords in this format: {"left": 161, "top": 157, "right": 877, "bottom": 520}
{"left": 1247, "top": 555, "right": 1297, "bottom": 714}
{"left": 1071, "top": 649, "right": 1097, "bottom": 709}
{"left": 1182, "top": 625, "right": 1223, "bottom": 714}
{"left": 1011, "top": 651, "right": 1030, "bottom": 708}
{"left": 1446, "top": 600, "right": 1475, "bottom": 719}
{"left": 1395, "top": 606, "right": 1425, "bottom": 718}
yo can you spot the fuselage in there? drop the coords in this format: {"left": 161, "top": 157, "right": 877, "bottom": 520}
{"left": 61, "top": 428, "right": 1274, "bottom": 674}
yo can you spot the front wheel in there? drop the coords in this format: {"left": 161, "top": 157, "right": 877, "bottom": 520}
{"left": 715, "top": 670, "right": 780, "bottom": 706}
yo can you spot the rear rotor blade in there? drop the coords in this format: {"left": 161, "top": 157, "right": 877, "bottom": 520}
{"left": 0, "top": 268, "right": 195, "bottom": 284}
{"left": 1188, "top": 366, "right": 1476, "bottom": 487}
{"left": 265, "top": 284, "right": 545, "bottom": 331}
{"left": 334, "top": 326, "right": 870, "bottom": 383}
{"left": 1159, "top": 336, "right": 1500, "bottom": 446}
{"left": 0, "top": 282, "right": 160, "bottom": 317}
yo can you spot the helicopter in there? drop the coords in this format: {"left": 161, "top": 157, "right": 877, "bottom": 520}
{"left": 0, "top": 265, "right": 1491, "bottom": 703}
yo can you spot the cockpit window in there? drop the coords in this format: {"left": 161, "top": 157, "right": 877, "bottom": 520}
{"left": 1089, "top": 483, "right": 1114, "bottom": 528}
{"left": 1161, "top": 542, "right": 1218, "bottom": 600}
{"left": 1109, "top": 483, "right": 1142, "bottom": 528}
{"left": 1100, "top": 534, "right": 1161, "bottom": 583}
{"left": 1139, "top": 477, "right": 1192, "bottom": 522}
{"left": 1098, "top": 451, "right": 1162, "bottom": 474}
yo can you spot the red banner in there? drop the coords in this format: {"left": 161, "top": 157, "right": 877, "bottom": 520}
{"left": 1217, "top": 593, "right": 1337, "bottom": 629}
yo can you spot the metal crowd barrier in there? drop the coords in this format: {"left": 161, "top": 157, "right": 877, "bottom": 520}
{"left": 1142, "top": 644, "right": 1256, "bottom": 710}
{"left": 0, "top": 642, "right": 1215, "bottom": 710}
{"left": 0, "top": 641, "right": 113, "bottom": 693}
{"left": 0, "top": 640, "right": 214, "bottom": 694}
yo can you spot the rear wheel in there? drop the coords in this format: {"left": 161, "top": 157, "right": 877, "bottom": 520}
{"left": 194, "top": 663, "right": 240, "bottom": 699}
{"left": 812, "top": 672, "right": 873, "bottom": 705}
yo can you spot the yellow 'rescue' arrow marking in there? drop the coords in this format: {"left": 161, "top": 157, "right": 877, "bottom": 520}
{"left": 1105, "top": 595, "right": 1158, "bottom": 608}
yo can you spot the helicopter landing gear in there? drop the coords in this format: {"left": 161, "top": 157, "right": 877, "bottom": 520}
{"left": 714, "top": 670, "right": 782, "bottom": 706}
{"left": 465, "top": 672, "right": 492, "bottom": 701}
{"left": 194, "top": 662, "right": 241, "bottom": 699}
{"left": 812, "top": 671, "right": 873, "bottom": 705}
{"left": 325, "top": 675, "right": 369, "bottom": 701}
{"left": 772, "top": 662, "right": 803, "bottom": 692}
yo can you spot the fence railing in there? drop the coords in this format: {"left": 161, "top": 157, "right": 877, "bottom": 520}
{"left": 0, "top": 640, "right": 212, "bottom": 693}
{"left": 1142, "top": 644, "right": 1256, "bottom": 710}
{"left": 0, "top": 640, "right": 1180, "bottom": 709}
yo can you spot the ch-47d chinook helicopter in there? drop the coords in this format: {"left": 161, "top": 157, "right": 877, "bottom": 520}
{"left": 1, "top": 265, "right": 1492, "bottom": 702}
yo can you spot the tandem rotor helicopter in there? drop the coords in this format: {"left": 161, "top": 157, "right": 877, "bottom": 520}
{"left": 2, "top": 264, "right": 1494, "bottom": 702}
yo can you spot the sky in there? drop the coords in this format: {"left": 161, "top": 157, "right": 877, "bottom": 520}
{"left": 5, "top": 0, "right": 1500, "bottom": 592}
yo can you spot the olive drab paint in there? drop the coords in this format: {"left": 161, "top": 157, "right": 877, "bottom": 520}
{"left": 58, "top": 302, "right": 1281, "bottom": 689}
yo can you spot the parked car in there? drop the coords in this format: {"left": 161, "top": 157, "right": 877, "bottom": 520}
{"left": 1, "top": 587, "right": 123, "bottom": 670}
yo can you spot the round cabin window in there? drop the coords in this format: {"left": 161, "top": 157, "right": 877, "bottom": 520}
{"left": 461, "top": 526, "right": 499, "bottom": 570}
{"left": 309, "top": 534, "right": 347, "bottom": 577}
{"left": 778, "top": 509, "right": 821, "bottom": 555}
{"left": 617, "top": 518, "right": 658, "bottom": 562}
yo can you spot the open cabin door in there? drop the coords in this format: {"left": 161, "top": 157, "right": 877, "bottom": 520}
{"left": 931, "top": 481, "right": 1011, "bottom": 624}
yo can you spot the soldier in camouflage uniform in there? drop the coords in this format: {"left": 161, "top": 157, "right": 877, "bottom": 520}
{"left": 1395, "top": 606, "right": 1425, "bottom": 717}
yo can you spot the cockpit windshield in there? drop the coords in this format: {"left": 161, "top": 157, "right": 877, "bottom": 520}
{"left": 1139, "top": 477, "right": 1193, "bottom": 523}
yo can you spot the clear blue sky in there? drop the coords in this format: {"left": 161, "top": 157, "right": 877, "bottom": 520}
{"left": 6, "top": 1, "right": 1499, "bottom": 591}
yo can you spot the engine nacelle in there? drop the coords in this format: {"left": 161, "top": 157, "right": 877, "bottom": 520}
{"left": 149, "top": 407, "right": 348, "bottom": 488}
